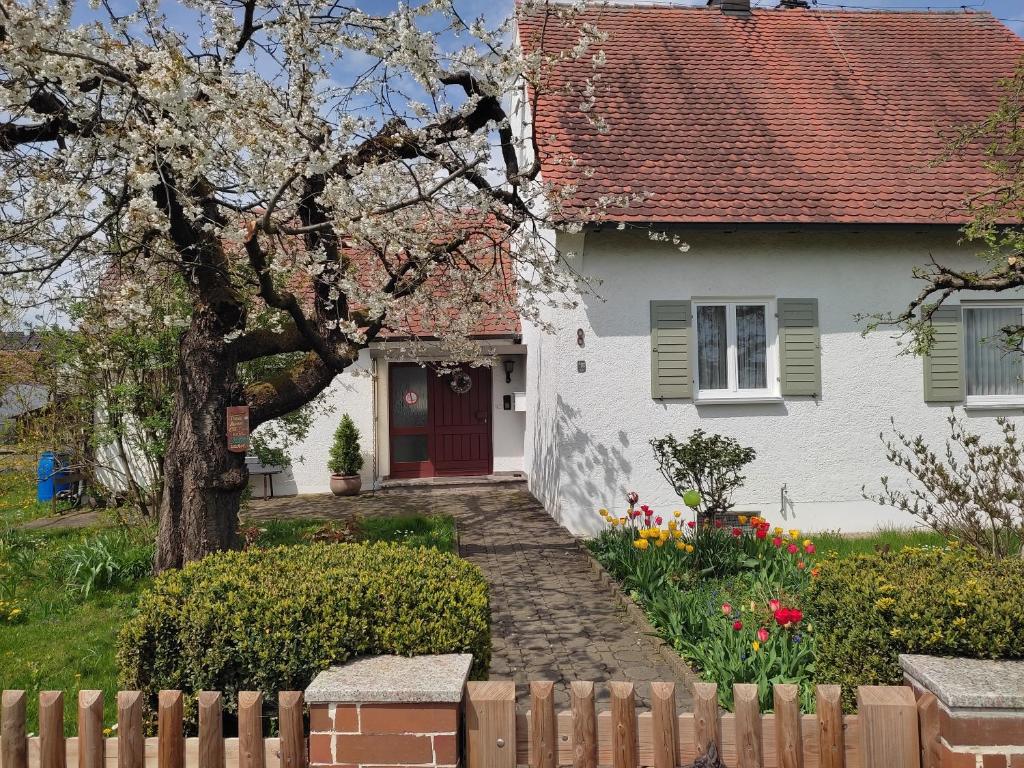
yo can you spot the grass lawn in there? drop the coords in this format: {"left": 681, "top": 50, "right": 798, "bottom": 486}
{"left": 813, "top": 526, "right": 950, "bottom": 557}
{"left": 0, "top": 501, "right": 457, "bottom": 733}
{"left": 0, "top": 453, "right": 53, "bottom": 525}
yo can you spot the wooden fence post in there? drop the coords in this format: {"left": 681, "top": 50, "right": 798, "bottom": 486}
{"left": 916, "top": 692, "right": 941, "bottom": 768}
{"left": 117, "top": 692, "right": 144, "bottom": 768}
{"left": 199, "top": 692, "right": 225, "bottom": 768}
{"left": 39, "top": 691, "right": 65, "bottom": 768}
{"left": 733, "top": 684, "right": 762, "bottom": 768}
{"left": 650, "top": 682, "right": 678, "bottom": 768}
{"left": 610, "top": 682, "right": 638, "bottom": 768}
{"left": 238, "top": 692, "right": 265, "bottom": 768}
{"left": 2, "top": 691, "right": 28, "bottom": 768}
{"left": 774, "top": 685, "right": 803, "bottom": 768}
{"left": 78, "top": 691, "right": 104, "bottom": 768}
{"left": 570, "top": 682, "right": 596, "bottom": 768}
{"left": 158, "top": 691, "right": 184, "bottom": 768}
{"left": 278, "top": 692, "right": 305, "bottom": 768}
{"left": 693, "top": 683, "right": 719, "bottom": 757}
{"left": 466, "top": 681, "right": 516, "bottom": 768}
{"left": 815, "top": 685, "right": 844, "bottom": 768}
{"left": 530, "top": 682, "right": 557, "bottom": 768}
{"left": 856, "top": 686, "right": 920, "bottom": 768}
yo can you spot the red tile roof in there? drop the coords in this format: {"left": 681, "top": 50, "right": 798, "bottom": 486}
{"left": 518, "top": 7, "right": 1024, "bottom": 224}
{"left": 288, "top": 233, "right": 520, "bottom": 341}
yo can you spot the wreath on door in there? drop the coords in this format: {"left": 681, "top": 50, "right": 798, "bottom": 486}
{"left": 449, "top": 370, "right": 472, "bottom": 394}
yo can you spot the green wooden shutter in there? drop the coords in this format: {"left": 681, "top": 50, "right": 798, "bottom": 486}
{"left": 650, "top": 300, "right": 692, "bottom": 399}
{"left": 923, "top": 305, "right": 964, "bottom": 403}
{"left": 778, "top": 298, "right": 821, "bottom": 397}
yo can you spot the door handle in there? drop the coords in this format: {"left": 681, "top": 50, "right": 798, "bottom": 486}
{"left": 475, "top": 410, "right": 488, "bottom": 423}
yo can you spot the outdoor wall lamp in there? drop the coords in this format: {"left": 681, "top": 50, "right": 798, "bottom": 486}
{"left": 503, "top": 359, "right": 515, "bottom": 384}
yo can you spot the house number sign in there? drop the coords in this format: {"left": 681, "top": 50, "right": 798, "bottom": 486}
{"left": 226, "top": 405, "right": 250, "bottom": 453}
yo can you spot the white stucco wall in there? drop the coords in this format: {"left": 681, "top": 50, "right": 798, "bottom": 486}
{"left": 271, "top": 350, "right": 376, "bottom": 496}
{"left": 522, "top": 225, "right": 1024, "bottom": 536}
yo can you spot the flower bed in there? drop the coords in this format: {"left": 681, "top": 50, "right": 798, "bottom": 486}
{"left": 589, "top": 502, "right": 819, "bottom": 711}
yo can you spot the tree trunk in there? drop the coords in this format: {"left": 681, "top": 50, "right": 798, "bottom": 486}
{"left": 154, "top": 312, "right": 248, "bottom": 572}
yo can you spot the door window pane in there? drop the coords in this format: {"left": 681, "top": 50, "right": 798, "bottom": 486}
{"left": 392, "top": 434, "right": 428, "bottom": 463}
{"left": 736, "top": 304, "right": 767, "bottom": 389}
{"left": 965, "top": 307, "right": 1024, "bottom": 397}
{"left": 697, "top": 305, "right": 728, "bottom": 390}
{"left": 390, "top": 366, "right": 428, "bottom": 427}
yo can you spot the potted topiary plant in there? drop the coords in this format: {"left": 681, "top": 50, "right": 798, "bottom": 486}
{"left": 328, "top": 414, "right": 363, "bottom": 496}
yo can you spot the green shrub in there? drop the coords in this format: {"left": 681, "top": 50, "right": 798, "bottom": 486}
{"left": 117, "top": 542, "right": 490, "bottom": 719}
{"left": 328, "top": 414, "right": 363, "bottom": 476}
{"left": 807, "top": 546, "right": 1024, "bottom": 710}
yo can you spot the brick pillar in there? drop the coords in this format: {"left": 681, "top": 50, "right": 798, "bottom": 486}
{"left": 306, "top": 655, "right": 471, "bottom": 768}
{"left": 901, "top": 654, "right": 1024, "bottom": 768}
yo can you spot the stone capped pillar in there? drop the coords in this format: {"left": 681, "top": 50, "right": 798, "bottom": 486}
{"left": 306, "top": 654, "right": 472, "bottom": 768}
{"left": 901, "top": 654, "right": 1024, "bottom": 768}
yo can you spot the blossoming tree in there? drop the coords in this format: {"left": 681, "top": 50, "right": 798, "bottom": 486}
{"left": 0, "top": 0, "right": 605, "bottom": 569}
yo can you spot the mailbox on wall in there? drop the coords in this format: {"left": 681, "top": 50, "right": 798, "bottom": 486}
{"left": 512, "top": 392, "right": 527, "bottom": 412}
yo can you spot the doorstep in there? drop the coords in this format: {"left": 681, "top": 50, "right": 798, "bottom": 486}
{"left": 378, "top": 472, "right": 527, "bottom": 492}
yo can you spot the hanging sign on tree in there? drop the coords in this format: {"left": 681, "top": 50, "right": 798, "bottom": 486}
{"left": 226, "top": 405, "right": 250, "bottom": 453}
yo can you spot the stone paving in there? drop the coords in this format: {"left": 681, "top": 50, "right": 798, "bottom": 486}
{"left": 247, "top": 483, "right": 696, "bottom": 711}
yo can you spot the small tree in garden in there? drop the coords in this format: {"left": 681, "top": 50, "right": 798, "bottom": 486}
{"left": 865, "top": 413, "right": 1024, "bottom": 559}
{"left": 650, "top": 430, "right": 756, "bottom": 523}
{"left": 328, "top": 415, "right": 363, "bottom": 478}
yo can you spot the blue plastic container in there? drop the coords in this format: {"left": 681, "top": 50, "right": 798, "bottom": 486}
{"left": 37, "top": 451, "right": 71, "bottom": 502}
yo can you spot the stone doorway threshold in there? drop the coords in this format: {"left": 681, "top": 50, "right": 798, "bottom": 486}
{"left": 378, "top": 472, "right": 526, "bottom": 492}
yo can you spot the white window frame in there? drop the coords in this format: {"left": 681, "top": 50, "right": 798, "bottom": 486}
{"left": 962, "top": 300, "right": 1024, "bottom": 409}
{"left": 693, "top": 298, "right": 780, "bottom": 403}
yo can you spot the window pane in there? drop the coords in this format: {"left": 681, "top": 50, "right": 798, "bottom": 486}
{"left": 736, "top": 305, "right": 767, "bottom": 389}
{"left": 697, "top": 305, "right": 728, "bottom": 390}
{"left": 390, "top": 366, "right": 428, "bottom": 427}
{"left": 392, "top": 434, "right": 428, "bottom": 463}
{"left": 965, "top": 307, "right": 1024, "bottom": 397}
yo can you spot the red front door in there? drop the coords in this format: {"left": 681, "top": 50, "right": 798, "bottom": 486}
{"left": 388, "top": 364, "right": 493, "bottom": 479}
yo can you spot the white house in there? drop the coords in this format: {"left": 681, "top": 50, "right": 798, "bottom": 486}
{"left": 280, "top": 0, "right": 1024, "bottom": 535}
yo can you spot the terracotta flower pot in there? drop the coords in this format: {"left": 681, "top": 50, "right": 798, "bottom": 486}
{"left": 330, "top": 474, "right": 362, "bottom": 496}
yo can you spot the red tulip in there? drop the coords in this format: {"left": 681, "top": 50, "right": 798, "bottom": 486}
{"left": 804, "top": 543, "right": 816, "bottom": 554}
{"left": 755, "top": 528, "right": 767, "bottom": 539}
{"left": 687, "top": 521, "right": 696, "bottom": 529}
{"left": 787, "top": 543, "right": 799, "bottom": 555}
{"left": 731, "top": 527, "right": 742, "bottom": 537}
{"left": 714, "top": 520, "right": 723, "bottom": 528}
{"left": 757, "top": 627, "right": 770, "bottom": 643}
{"left": 772, "top": 537, "right": 783, "bottom": 548}
{"left": 732, "top": 620, "right": 743, "bottom": 631}
{"left": 655, "top": 516, "right": 663, "bottom": 526}
{"left": 769, "top": 598, "right": 780, "bottom": 612}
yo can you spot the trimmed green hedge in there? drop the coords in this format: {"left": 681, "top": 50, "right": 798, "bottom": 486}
{"left": 807, "top": 547, "right": 1024, "bottom": 709}
{"left": 118, "top": 542, "right": 490, "bottom": 714}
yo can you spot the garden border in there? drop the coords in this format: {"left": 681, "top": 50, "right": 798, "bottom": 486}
{"left": 569, "top": 537, "right": 702, "bottom": 694}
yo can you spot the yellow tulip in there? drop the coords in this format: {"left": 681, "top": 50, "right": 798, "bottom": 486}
{"left": 675, "top": 541, "right": 685, "bottom": 550}
{"left": 774, "top": 527, "right": 784, "bottom": 536}
{"left": 789, "top": 529, "right": 800, "bottom": 539}
{"left": 633, "top": 539, "right": 649, "bottom": 550}
{"left": 673, "top": 510, "right": 681, "bottom": 518}
{"left": 803, "top": 538, "right": 812, "bottom": 548}
{"left": 686, "top": 544, "right": 695, "bottom": 553}
{"left": 751, "top": 641, "right": 760, "bottom": 652}
{"left": 738, "top": 515, "right": 748, "bottom": 525}
{"left": 655, "top": 539, "right": 665, "bottom": 547}
{"left": 599, "top": 508, "right": 609, "bottom": 517}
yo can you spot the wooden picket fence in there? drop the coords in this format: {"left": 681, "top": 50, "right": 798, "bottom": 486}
{"left": 0, "top": 691, "right": 306, "bottom": 768}
{"left": 465, "top": 681, "right": 932, "bottom": 768}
